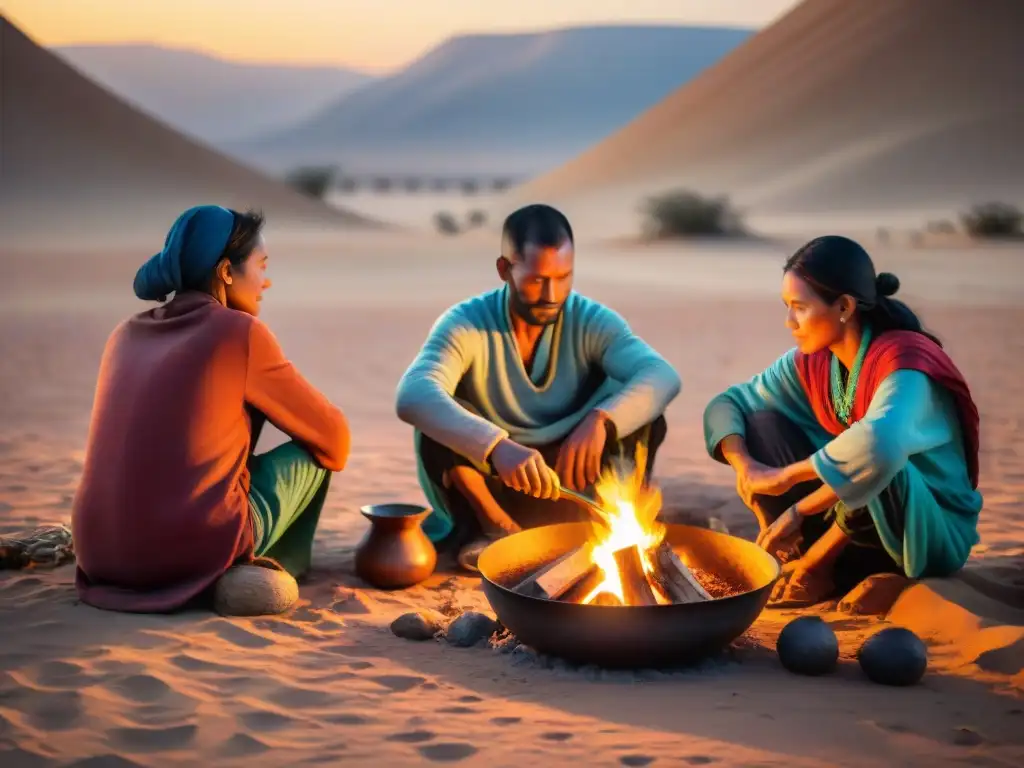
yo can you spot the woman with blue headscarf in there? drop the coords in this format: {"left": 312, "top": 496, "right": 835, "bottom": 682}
{"left": 72, "top": 205, "right": 350, "bottom": 613}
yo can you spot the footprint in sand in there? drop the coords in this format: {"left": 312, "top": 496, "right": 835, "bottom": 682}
{"left": 108, "top": 724, "right": 197, "bottom": 752}
{"left": 266, "top": 684, "right": 335, "bottom": 709}
{"left": 541, "top": 732, "right": 574, "bottom": 742}
{"left": 368, "top": 675, "right": 426, "bottom": 693}
{"left": 620, "top": 756, "right": 655, "bottom": 767}
{"left": 208, "top": 620, "right": 275, "bottom": 650}
{"left": 122, "top": 703, "right": 197, "bottom": 729}
{"left": 238, "top": 709, "right": 303, "bottom": 731}
{"left": 490, "top": 716, "right": 521, "bottom": 726}
{"left": 417, "top": 743, "right": 479, "bottom": 762}
{"left": 683, "top": 758, "right": 718, "bottom": 766}
{"left": 323, "top": 712, "right": 375, "bottom": 726}
{"left": 108, "top": 674, "right": 173, "bottom": 704}
{"left": 218, "top": 732, "right": 271, "bottom": 758}
{"left": 65, "top": 754, "right": 146, "bottom": 767}
{"left": 437, "top": 706, "right": 476, "bottom": 715}
{"left": 386, "top": 730, "right": 436, "bottom": 743}
{"left": 458, "top": 695, "right": 483, "bottom": 703}
{"left": 252, "top": 619, "right": 315, "bottom": 640}
{"left": 19, "top": 688, "right": 83, "bottom": 730}
{"left": 336, "top": 660, "right": 374, "bottom": 671}
{"left": 29, "top": 660, "right": 92, "bottom": 689}
{"left": 169, "top": 653, "right": 239, "bottom": 674}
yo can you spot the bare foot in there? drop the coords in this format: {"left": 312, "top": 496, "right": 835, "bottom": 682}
{"left": 837, "top": 573, "right": 911, "bottom": 615}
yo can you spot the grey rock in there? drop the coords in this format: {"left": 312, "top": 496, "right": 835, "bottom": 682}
{"left": 445, "top": 611, "right": 499, "bottom": 647}
{"left": 391, "top": 611, "right": 445, "bottom": 641}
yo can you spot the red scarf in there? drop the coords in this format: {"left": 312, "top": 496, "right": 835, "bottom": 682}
{"left": 793, "top": 330, "right": 980, "bottom": 488}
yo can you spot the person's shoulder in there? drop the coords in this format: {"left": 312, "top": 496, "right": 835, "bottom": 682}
{"left": 564, "top": 292, "right": 629, "bottom": 330}
{"left": 434, "top": 288, "right": 503, "bottom": 330}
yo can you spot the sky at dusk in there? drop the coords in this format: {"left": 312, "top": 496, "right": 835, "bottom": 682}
{"left": 5, "top": 0, "right": 802, "bottom": 72}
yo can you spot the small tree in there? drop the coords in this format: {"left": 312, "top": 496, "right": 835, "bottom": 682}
{"left": 640, "top": 189, "right": 743, "bottom": 238}
{"left": 285, "top": 165, "right": 336, "bottom": 199}
{"left": 960, "top": 202, "right": 1023, "bottom": 238}
{"left": 434, "top": 211, "right": 460, "bottom": 235}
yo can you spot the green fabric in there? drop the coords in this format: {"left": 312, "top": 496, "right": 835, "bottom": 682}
{"left": 248, "top": 441, "right": 331, "bottom": 577}
{"left": 397, "top": 286, "right": 681, "bottom": 542}
{"left": 703, "top": 351, "right": 982, "bottom": 579}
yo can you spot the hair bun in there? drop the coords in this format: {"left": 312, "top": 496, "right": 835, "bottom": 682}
{"left": 876, "top": 272, "right": 900, "bottom": 297}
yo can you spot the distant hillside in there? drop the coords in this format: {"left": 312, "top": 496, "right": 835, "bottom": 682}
{"left": 54, "top": 44, "right": 375, "bottom": 145}
{"left": 2, "top": 19, "right": 371, "bottom": 249}
{"left": 233, "top": 25, "right": 753, "bottom": 176}
{"left": 504, "top": 0, "right": 1024, "bottom": 238}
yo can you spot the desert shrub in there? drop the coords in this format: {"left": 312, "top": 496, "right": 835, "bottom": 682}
{"left": 466, "top": 209, "right": 488, "bottom": 228}
{"left": 286, "top": 165, "right": 336, "bottom": 199}
{"left": 460, "top": 179, "right": 480, "bottom": 195}
{"left": 960, "top": 202, "right": 1023, "bottom": 238}
{"left": 371, "top": 176, "right": 394, "bottom": 193}
{"left": 434, "top": 211, "right": 461, "bottom": 235}
{"left": 640, "top": 189, "right": 743, "bottom": 238}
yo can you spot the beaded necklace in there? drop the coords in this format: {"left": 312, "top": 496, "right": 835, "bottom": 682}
{"left": 829, "top": 325, "right": 873, "bottom": 425}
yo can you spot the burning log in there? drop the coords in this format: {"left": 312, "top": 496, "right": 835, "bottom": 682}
{"left": 590, "top": 591, "right": 622, "bottom": 606}
{"left": 612, "top": 545, "right": 658, "bottom": 606}
{"left": 648, "top": 542, "right": 711, "bottom": 603}
{"left": 558, "top": 566, "right": 606, "bottom": 604}
{"left": 513, "top": 545, "right": 595, "bottom": 599}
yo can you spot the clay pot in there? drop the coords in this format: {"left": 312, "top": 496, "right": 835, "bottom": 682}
{"left": 354, "top": 504, "right": 437, "bottom": 589}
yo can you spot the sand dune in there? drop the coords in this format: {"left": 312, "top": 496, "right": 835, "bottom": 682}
{"left": 504, "top": 0, "right": 1024, "bottom": 237}
{"left": 0, "top": 17, "right": 375, "bottom": 250}
{"left": 236, "top": 26, "right": 752, "bottom": 177}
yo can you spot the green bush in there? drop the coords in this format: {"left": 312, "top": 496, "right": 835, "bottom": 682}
{"left": 960, "top": 202, "right": 1023, "bottom": 238}
{"left": 285, "top": 165, "right": 336, "bottom": 199}
{"left": 434, "top": 211, "right": 460, "bottom": 235}
{"left": 640, "top": 189, "right": 743, "bottom": 238}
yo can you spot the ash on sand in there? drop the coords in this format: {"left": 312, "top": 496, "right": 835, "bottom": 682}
{"left": 489, "top": 630, "right": 750, "bottom": 680}
{"left": 392, "top": 605, "right": 750, "bottom": 677}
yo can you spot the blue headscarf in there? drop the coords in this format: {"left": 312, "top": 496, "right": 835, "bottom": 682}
{"left": 133, "top": 205, "right": 237, "bottom": 301}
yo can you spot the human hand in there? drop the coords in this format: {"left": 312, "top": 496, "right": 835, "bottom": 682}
{"left": 756, "top": 506, "right": 803, "bottom": 558}
{"left": 490, "top": 439, "right": 561, "bottom": 500}
{"left": 734, "top": 460, "right": 793, "bottom": 509}
{"left": 555, "top": 410, "right": 610, "bottom": 491}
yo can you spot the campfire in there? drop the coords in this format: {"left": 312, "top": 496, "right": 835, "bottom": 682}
{"left": 513, "top": 445, "right": 718, "bottom": 607}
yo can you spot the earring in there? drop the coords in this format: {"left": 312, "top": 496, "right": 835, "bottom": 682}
{"left": 840, "top": 317, "right": 847, "bottom": 324}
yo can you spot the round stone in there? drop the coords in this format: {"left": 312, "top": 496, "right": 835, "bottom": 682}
{"left": 858, "top": 627, "right": 928, "bottom": 686}
{"left": 213, "top": 565, "right": 299, "bottom": 616}
{"left": 776, "top": 616, "right": 839, "bottom": 676}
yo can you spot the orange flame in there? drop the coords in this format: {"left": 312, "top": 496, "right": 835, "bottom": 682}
{"left": 580, "top": 442, "right": 668, "bottom": 604}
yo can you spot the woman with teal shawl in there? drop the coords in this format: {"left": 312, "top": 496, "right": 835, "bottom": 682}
{"left": 703, "top": 236, "right": 981, "bottom": 607}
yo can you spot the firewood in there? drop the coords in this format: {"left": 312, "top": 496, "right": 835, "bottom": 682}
{"left": 558, "top": 565, "right": 605, "bottom": 604}
{"left": 649, "top": 541, "right": 711, "bottom": 603}
{"left": 590, "top": 591, "right": 622, "bottom": 607}
{"left": 612, "top": 545, "right": 658, "bottom": 606}
{"left": 513, "top": 544, "right": 595, "bottom": 599}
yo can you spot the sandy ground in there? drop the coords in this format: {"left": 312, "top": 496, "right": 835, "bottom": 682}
{"left": 2, "top": 231, "right": 1023, "bottom": 767}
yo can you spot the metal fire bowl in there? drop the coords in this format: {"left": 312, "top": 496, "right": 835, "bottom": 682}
{"left": 478, "top": 522, "right": 781, "bottom": 668}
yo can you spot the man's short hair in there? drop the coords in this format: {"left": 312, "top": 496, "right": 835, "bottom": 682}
{"left": 501, "top": 204, "right": 574, "bottom": 259}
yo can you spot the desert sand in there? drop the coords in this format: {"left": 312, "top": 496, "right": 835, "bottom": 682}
{"left": 3, "top": 1, "right": 1024, "bottom": 765}
{"left": 2, "top": 228, "right": 1024, "bottom": 767}
{"left": 503, "top": 0, "right": 1024, "bottom": 238}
